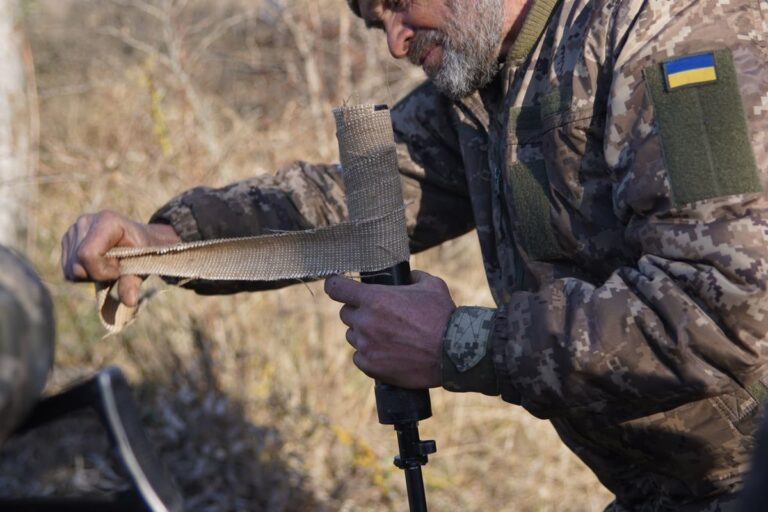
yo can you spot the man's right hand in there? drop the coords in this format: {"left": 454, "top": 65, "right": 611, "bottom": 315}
{"left": 61, "top": 210, "right": 180, "bottom": 307}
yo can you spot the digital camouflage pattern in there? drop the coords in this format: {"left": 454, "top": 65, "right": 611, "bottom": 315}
{"left": 443, "top": 307, "right": 496, "bottom": 373}
{"left": 152, "top": 0, "right": 768, "bottom": 509}
{"left": 0, "top": 246, "right": 54, "bottom": 443}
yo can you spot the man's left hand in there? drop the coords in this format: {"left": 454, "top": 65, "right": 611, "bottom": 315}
{"left": 324, "top": 271, "right": 456, "bottom": 389}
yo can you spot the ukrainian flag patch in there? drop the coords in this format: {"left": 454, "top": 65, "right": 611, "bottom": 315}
{"left": 663, "top": 52, "right": 718, "bottom": 91}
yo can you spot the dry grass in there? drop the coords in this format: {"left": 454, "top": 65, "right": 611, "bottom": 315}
{"left": 6, "top": 0, "right": 613, "bottom": 509}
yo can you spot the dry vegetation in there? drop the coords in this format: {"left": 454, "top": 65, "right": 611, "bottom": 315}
{"left": 5, "top": 0, "right": 613, "bottom": 509}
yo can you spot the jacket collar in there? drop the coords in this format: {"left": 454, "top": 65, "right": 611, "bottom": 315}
{"left": 506, "top": 0, "right": 562, "bottom": 64}
{"left": 454, "top": 0, "right": 562, "bottom": 127}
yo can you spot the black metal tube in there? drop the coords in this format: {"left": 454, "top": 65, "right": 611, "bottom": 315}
{"left": 360, "top": 261, "right": 412, "bottom": 286}
{"left": 397, "top": 423, "right": 429, "bottom": 512}
{"left": 404, "top": 466, "right": 428, "bottom": 512}
{"left": 361, "top": 261, "right": 435, "bottom": 512}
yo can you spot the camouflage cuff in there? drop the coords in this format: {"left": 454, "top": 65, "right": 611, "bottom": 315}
{"left": 491, "top": 309, "right": 522, "bottom": 405}
{"left": 442, "top": 307, "right": 500, "bottom": 396}
{"left": 149, "top": 200, "right": 203, "bottom": 242}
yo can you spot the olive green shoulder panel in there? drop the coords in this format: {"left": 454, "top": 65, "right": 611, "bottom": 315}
{"left": 507, "top": 159, "right": 564, "bottom": 261}
{"left": 645, "top": 49, "right": 762, "bottom": 205}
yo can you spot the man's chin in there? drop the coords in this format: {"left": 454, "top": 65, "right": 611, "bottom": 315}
{"left": 428, "top": 71, "right": 485, "bottom": 100}
{"left": 422, "top": 65, "right": 468, "bottom": 99}
{"left": 429, "top": 62, "right": 501, "bottom": 99}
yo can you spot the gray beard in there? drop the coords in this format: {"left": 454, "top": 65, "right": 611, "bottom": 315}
{"left": 409, "top": 0, "right": 505, "bottom": 99}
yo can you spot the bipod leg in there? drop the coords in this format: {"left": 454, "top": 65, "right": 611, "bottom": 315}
{"left": 394, "top": 420, "right": 436, "bottom": 512}
{"left": 374, "top": 383, "right": 436, "bottom": 512}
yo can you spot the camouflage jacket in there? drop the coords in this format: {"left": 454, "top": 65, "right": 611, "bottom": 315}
{"left": 152, "top": 0, "right": 768, "bottom": 508}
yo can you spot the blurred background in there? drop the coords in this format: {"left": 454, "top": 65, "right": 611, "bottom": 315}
{"left": 0, "top": 0, "right": 612, "bottom": 509}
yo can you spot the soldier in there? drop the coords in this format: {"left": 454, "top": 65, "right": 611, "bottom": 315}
{"left": 61, "top": 0, "right": 768, "bottom": 509}
{"left": 0, "top": 245, "right": 54, "bottom": 443}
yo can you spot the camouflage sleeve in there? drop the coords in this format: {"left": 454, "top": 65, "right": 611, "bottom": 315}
{"left": 150, "top": 160, "right": 348, "bottom": 294}
{"left": 151, "top": 160, "right": 347, "bottom": 241}
{"left": 151, "top": 81, "right": 473, "bottom": 294}
{"left": 489, "top": 0, "right": 768, "bottom": 419}
{"left": 390, "top": 81, "right": 475, "bottom": 252}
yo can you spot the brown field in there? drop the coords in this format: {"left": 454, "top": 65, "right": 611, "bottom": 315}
{"left": 4, "top": 0, "right": 613, "bottom": 509}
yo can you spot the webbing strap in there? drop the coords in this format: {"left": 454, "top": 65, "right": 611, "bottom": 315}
{"left": 97, "top": 104, "right": 410, "bottom": 332}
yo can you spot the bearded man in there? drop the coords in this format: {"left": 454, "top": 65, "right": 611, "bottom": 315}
{"left": 62, "top": 0, "right": 768, "bottom": 509}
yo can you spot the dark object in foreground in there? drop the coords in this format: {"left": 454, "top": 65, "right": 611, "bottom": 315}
{"left": 737, "top": 408, "right": 768, "bottom": 512}
{"left": 363, "top": 261, "right": 437, "bottom": 512}
{"left": 0, "top": 367, "right": 183, "bottom": 512}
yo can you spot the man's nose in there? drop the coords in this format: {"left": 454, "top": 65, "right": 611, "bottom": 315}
{"left": 384, "top": 14, "right": 412, "bottom": 59}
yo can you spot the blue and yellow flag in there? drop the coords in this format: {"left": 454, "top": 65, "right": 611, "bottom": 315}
{"left": 663, "top": 53, "right": 719, "bottom": 91}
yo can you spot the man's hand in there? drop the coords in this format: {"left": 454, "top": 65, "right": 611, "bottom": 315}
{"left": 61, "top": 210, "right": 180, "bottom": 307}
{"left": 324, "top": 271, "right": 456, "bottom": 389}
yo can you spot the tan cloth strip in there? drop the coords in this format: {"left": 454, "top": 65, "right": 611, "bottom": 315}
{"left": 97, "top": 104, "right": 410, "bottom": 332}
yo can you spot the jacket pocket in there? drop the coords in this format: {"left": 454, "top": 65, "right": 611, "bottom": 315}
{"left": 713, "top": 380, "right": 767, "bottom": 436}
